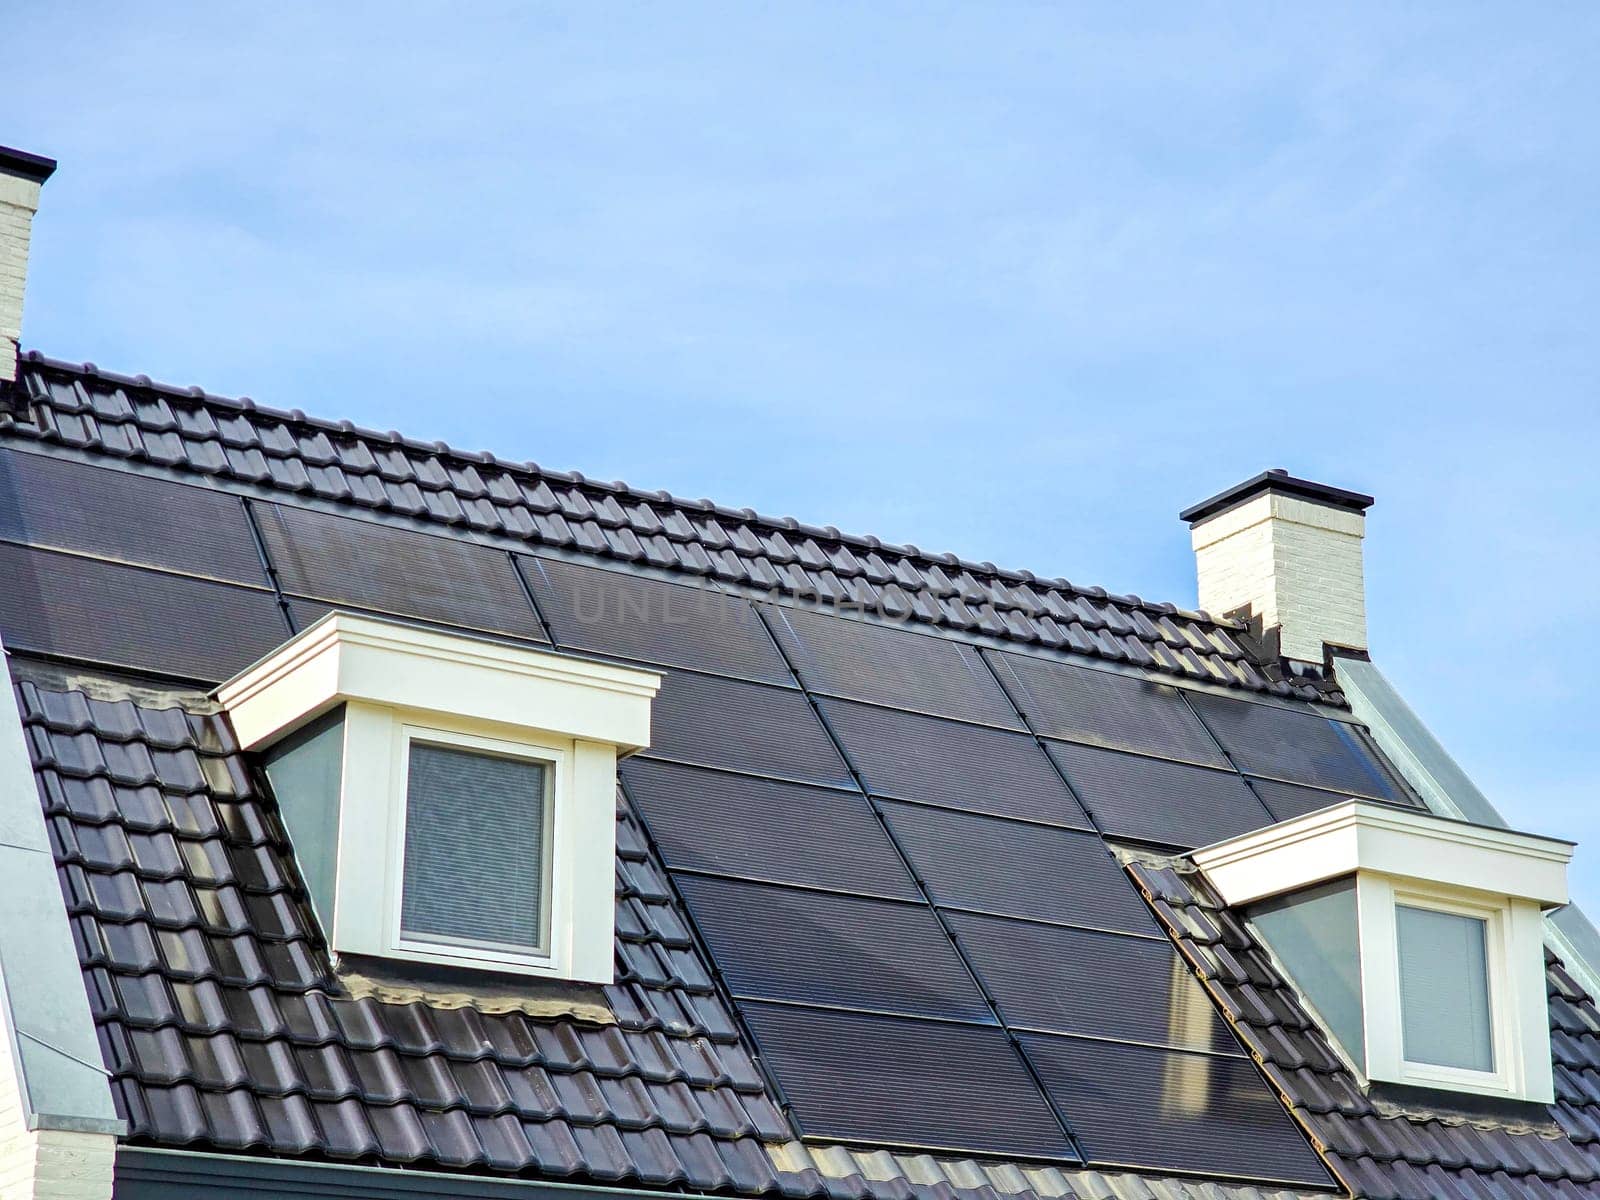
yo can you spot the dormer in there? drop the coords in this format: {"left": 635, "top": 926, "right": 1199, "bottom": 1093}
{"left": 217, "top": 612, "right": 660, "bottom": 983}
{"left": 1193, "top": 800, "right": 1572, "bottom": 1104}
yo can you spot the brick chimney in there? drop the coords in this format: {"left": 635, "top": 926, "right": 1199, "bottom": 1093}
{"left": 1180, "top": 469, "right": 1375, "bottom": 665}
{"left": 0, "top": 145, "right": 56, "bottom": 385}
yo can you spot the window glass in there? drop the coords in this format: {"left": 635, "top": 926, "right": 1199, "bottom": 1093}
{"left": 400, "top": 741, "right": 550, "bottom": 953}
{"left": 1396, "top": 904, "right": 1493, "bottom": 1072}
{"left": 1249, "top": 878, "right": 1364, "bottom": 1066}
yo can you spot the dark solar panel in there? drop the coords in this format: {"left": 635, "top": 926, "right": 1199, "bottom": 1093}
{"left": 0, "top": 447, "right": 268, "bottom": 586}
{"left": 621, "top": 758, "right": 919, "bottom": 900}
{"left": 742, "top": 1002, "right": 1077, "bottom": 1161}
{"left": 819, "top": 698, "right": 1091, "bottom": 830}
{"left": 1021, "top": 1033, "right": 1330, "bottom": 1185}
{"left": 254, "top": 502, "right": 547, "bottom": 642}
{"left": 1187, "top": 693, "right": 1403, "bottom": 800}
{"left": 1046, "top": 741, "right": 1272, "bottom": 849}
{"left": 947, "top": 912, "right": 1237, "bottom": 1053}
{"left": 0, "top": 543, "right": 289, "bottom": 682}
{"left": 1249, "top": 778, "right": 1364, "bottom": 822}
{"left": 991, "top": 651, "right": 1227, "bottom": 767}
{"left": 766, "top": 604, "right": 1022, "bottom": 729}
{"left": 521, "top": 556, "right": 791, "bottom": 684}
{"left": 675, "top": 876, "right": 992, "bottom": 1022}
{"left": 876, "top": 800, "right": 1158, "bottom": 935}
{"left": 643, "top": 670, "right": 854, "bottom": 789}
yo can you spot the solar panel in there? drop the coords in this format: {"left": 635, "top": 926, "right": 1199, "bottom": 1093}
{"left": 741, "top": 1001, "right": 1077, "bottom": 1161}
{"left": 0, "top": 447, "right": 269, "bottom": 586}
{"left": 621, "top": 758, "right": 919, "bottom": 900}
{"left": 766, "top": 604, "right": 1022, "bottom": 729}
{"left": 819, "top": 698, "right": 1092, "bottom": 830}
{"left": 1020, "top": 1032, "right": 1330, "bottom": 1185}
{"left": 675, "top": 876, "right": 992, "bottom": 1022}
{"left": 1248, "top": 778, "right": 1365, "bottom": 822}
{"left": 254, "top": 502, "right": 547, "bottom": 642}
{"left": 643, "top": 670, "right": 855, "bottom": 790}
{"left": 1045, "top": 741, "right": 1272, "bottom": 849}
{"left": 991, "top": 651, "right": 1227, "bottom": 767}
{"left": 0, "top": 543, "right": 290, "bottom": 682}
{"left": 947, "top": 912, "right": 1237, "bottom": 1053}
{"left": 1187, "top": 693, "right": 1404, "bottom": 800}
{"left": 521, "top": 556, "right": 791, "bottom": 684}
{"left": 876, "top": 800, "right": 1158, "bottom": 935}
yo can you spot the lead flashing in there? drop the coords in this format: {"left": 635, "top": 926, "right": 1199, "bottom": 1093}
{"left": 1180, "top": 469, "right": 1375, "bottom": 525}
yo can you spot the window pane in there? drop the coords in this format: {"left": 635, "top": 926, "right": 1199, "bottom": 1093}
{"left": 1248, "top": 879, "right": 1364, "bottom": 1067}
{"left": 1396, "top": 905, "right": 1493, "bottom": 1072}
{"left": 401, "top": 742, "right": 549, "bottom": 952}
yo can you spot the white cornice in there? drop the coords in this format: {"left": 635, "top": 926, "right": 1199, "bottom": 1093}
{"left": 1193, "top": 799, "right": 1572, "bottom": 908}
{"left": 216, "top": 611, "right": 662, "bottom": 752}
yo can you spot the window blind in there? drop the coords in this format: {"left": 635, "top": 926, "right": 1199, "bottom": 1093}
{"left": 1396, "top": 904, "right": 1492, "bottom": 1072}
{"left": 400, "top": 741, "right": 549, "bottom": 952}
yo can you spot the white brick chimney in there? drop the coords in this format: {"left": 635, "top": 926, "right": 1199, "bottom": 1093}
{"left": 1180, "top": 469, "right": 1375, "bottom": 665}
{"left": 0, "top": 146, "right": 56, "bottom": 384}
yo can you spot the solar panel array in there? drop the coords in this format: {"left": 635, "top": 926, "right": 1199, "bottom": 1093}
{"left": 0, "top": 445, "right": 1425, "bottom": 1187}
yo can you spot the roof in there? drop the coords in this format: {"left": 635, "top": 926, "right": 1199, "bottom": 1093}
{"left": 0, "top": 352, "right": 1592, "bottom": 1199}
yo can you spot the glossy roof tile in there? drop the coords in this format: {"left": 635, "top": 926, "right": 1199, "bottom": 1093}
{"left": 3, "top": 354, "right": 1340, "bottom": 703}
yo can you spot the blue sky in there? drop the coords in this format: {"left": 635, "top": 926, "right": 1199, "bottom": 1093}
{"left": 9, "top": 5, "right": 1600, "bottom": 900}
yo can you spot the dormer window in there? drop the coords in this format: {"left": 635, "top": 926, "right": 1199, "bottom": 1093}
{"left": 218, "top": 613, "right": 660, "bottom": 983}
{"left": 1194, "top": 800, "right": 1572, "bottom": 1103}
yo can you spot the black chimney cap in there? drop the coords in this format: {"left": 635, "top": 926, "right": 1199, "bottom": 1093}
{"left": 1179, "top": 468, "right": 1374, "bottom": 525}
{"left": 0, "top": 146, "right": 57, "bottom": 184}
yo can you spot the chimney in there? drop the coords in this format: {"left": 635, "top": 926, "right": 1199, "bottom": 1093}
{"left": 1180, "top": 469, "right": 1375, "bottom": 664}
{"left": 0, "top": 145, "right": 56, "bottom": 385}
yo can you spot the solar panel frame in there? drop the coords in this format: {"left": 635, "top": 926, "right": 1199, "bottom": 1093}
{"left": 819, "top": 697, "right": 1093, "bottom": 830}
{"left": 1045, "top": 740, "right": 1274, "bottom": 849}
{"left": 622, "top": 758, "right": 920, "bottom": 900}
{"left": 1019, "top": 1031, "right": 1332, "bottom": 1185}
{"left": 0, "top": 447, "right": 270, "bottom": 586}
{"left": 254, "top": 501, "right": 548, "bottom": 642}
{"left": 990, "top": 650, "right": 1228, "bottom": 767}
{"left": 675, "top": 875, "right": 994, "bottom": 1023}
{"left": 766, "top": 604, "right": 1024, "bottom": 729}
{"left": 741, "top": 1001, "right": 1079, "bottom": 1162}
{"left": 521, "top": 556, "right": 792, "bottom": 684}
{"left": 876, "top": 800, "right": 1159, "bottom": 935}
{"left": 946, "top": 911, "right": 1239, "bottom": 1053}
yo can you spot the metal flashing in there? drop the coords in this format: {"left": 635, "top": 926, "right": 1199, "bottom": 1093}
{"left": 0, "top": 636, "right": 124, "bottom": 1135}
{"left": 1179, "top": 469, "right": 1375, "bottom": 526}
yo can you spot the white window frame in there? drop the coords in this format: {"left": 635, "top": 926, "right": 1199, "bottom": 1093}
{"left": 387, "top": 722, "right": 564, "bottom": 971}
{"left": 332, "top": 701, "right": 620, "bottom": 981}
{"left": 1356, "top": 877, "right": 1533, "bottom": 1098}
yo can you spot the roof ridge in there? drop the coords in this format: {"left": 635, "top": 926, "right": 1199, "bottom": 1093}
{"left": 17, "top": 350, "right": 1238, "bottom": 631}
